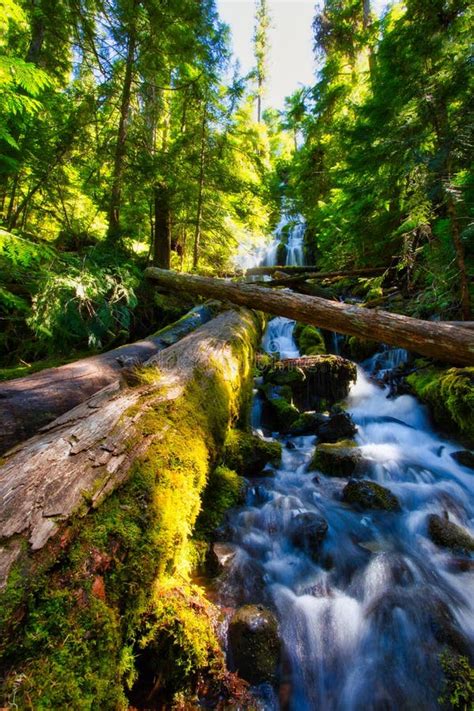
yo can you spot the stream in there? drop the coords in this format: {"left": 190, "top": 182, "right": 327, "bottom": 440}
{"left": 216, "top": 220, "right": 474, "bottom": 710}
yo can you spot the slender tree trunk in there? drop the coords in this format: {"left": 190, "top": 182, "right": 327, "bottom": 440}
{"left": 145, "top": 267, "right": 474, "bottom": 365}
{"left": 152, "top": 182, "right": 171, "bottom": 268}
{"left": 193, "top": 107, "right": 207, "bottom": 270}
{"left": 107, "top": 9, "right": 137, "bottom": 241}
{"left": 446, "top": 194, "right": 471, "bottom": 320}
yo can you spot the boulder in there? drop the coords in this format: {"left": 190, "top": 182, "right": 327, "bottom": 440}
{"left": 266, "top": 396, "right": 300, "bottom": 433}
{"left": 317, "top": 412, "right": 357, "bottom": 443}
{"left": 343, "top": 480, "right": 401, "bottom": 511}
{"left": 228, "top": 605, "right": 280, "bottom": 685}
{"left": 450, "top": 450, "right": 474, "bottom": 470}
{"left": 223, "top": 430, "right": 282, "bottom": 476}
{"left": 347, "top": 336, "right": 380, "bottom": 361}
{"left": 289, "top": 412, "right": 327, "bottom": 436}
{"left": 309, "top": 440, "right": 367, "bottom": 478}
{"left": 289, "top": 512, "right": 328, "bottom": 559}
{"left": 427, "top": 514, "right": 474, "bottom": 553}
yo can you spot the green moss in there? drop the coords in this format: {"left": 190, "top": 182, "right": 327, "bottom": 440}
{"left": 223, "top": 429, "right": 281, "bottom": 477}
{"left": 294, "top": 323, "right": 327, "bottom": 356}
{"left": 268, "top": 396, "right": 300, "bottom": 432}
{"left": 439, "top": 650, "right": 474, "bottom": 710}
{"left": 194, "top": 466, "right": 244, "bottom": 540}
{"left": 407, "top": 366, "right": 474, "bottom": 445}
{"left": 309, "top": 440, "right": 361, "bottom": 477}
{"left": 0, "top": 310, "right": 262, "bottom": 708}
{"left": 343, "top": 479, "right": 401, "bottom": 511}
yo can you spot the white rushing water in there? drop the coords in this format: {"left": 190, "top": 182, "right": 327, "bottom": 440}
{"left": 217, "top": 220, "right": 474, "bottom": 709}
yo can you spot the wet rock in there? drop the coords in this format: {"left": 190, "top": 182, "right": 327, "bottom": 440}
{"left": 228, "top": 604, "right": 280, "bottom": 685}
{"left": 317, "top": 412, "right": 357, "bottom": 443}
{"left": 450, "top": 450, "right": 474, "bottom": 470}
{"left": 266, "top": 396, "right": 300, "bottom": 433}
{"left": 224, "top": 429, "right": 281, "bottom": 476}
{"left": 289, "top": 511, "right": 328, "bottom": 559}
{"left": 427, "top": 514, "right": 474, "bottom": 553}
{"left": 343, "top": 480, "right": 401, "bottom": 511}
{"left": 264, "top": 355, "right": 357, "bottom": 410}
{"left": 289, "top": 412, "right": 327, "bottom": 435}
{"left": 293, "top": 323, "right": 326, "bottom": 356}
{"left": 285, "top": 440, "right": 296, "bottom": 450}
{"left": 208, "top": 542, "right": 238, "bottom": 576}
{"left": 309, "top": 440, "right": 367, "bottom": 477}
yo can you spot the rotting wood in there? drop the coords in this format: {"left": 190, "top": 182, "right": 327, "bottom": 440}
{"left": 0, "top": 304, "right": 217, "bottom": 455}
{"left": 0, "top": 308, "right": 262, "bottom": 588}
{"left": 145, "top": 268, "right": 474, "bottom": 366}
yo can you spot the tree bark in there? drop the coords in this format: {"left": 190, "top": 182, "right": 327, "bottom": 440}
{"left": 193, "top": 107, "right": 207, "bottom": 270}
{"left": 245, "top": 265, "right": 387, "bottom": 277}
{"left": 0, "top": 308, "right": 262, "bottom": 588}
{"left": 145, "top": 267, "right": 474, "bottom": 365}
{"left": 152, "top": 181, "right": 171, "bottom": 268}
{"left": 0, "top": 305, "right": 216, "bottom": 456}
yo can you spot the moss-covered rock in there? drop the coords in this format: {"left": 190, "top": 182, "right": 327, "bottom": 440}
{"left": 223, "top": 429, "right": 282, "bottom": 477}
{"left": 266, "top": 396, "right": 301, "bottom": 432}
{"left": 309, "top": 440, "right": 366, "bottom": 477}
{"left": 317, "top": 412, "right": 357, "bottom": 443}
{"left": 276, "top": 242, "right": 288, "bottom": 265}
{"left": 228, "top": 605, "right": 280, "bottom": 685}
{"left": 347, "top": 336, "right": 380, "bottom": 362}
{"left": 407, "top": 366, "right": 474, "bottom": 445}
{"left": 427, "top": 514, "right": 474, "bottom": 554}
{"left": 342, "top": 479, "right": 401, "bottom": 511}
{"left": 294, "top": 323, "right": 327, "bottom": 356}
{"left": 289, "top": 412, "right": 327, "bottom": 436}
{"left": 263, "top": 366, "right": 306, "bottom": 387}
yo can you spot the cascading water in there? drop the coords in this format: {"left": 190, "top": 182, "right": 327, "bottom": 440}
{"left": 285, "top": 222, "right": 305, "bottom": 267}
{"left": 215, "top": 228, "right": 474, "bottom": 708}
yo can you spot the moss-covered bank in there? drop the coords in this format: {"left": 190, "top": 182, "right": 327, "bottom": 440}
{"left": 407, "top": 366, "right": 474, "bottom": 445}
{"left": 0, "top": 309, "right": 262, "bottom": 709}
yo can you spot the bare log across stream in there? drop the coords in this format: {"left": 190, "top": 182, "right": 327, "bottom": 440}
{"left": 145, "top": 268, "right": 474, "bottom": 366}
{"left": 0, "top": 308, "right": 261, "bottom": 588}
{"left": 0, "top": 304, "right": 216, "bottom": 455}
{"left": 245, "top": 265, "right": 387, "bottom": 277}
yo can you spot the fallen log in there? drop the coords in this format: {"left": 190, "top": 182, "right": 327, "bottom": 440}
{"left": 0, "top": 307, "right": 261, "bottom": 588}
{"left": 0, "top": 303, "right": 217, "bottom": 455}
{"left": 0, "top": 307, "right": 261, "bottom": 706}
{"left": 245, "top": 265, "right": 387, "bottom": 278}
{"left": 145, "top": 268, "right": 474, "bottom": 366}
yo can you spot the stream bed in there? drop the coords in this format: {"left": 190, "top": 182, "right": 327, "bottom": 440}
{"left": 214, "top": 317, "right": 474, "bottom": 710}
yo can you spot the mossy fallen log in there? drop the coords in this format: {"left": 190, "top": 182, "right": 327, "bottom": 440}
{"left": 0, "top": 308, "right": 262, "bottom": 708}
{"left": 0, "top": 303, "right": 218, "bottom": 455}
{"left": 145, "top": 268, "right": 474, "bottom": 366}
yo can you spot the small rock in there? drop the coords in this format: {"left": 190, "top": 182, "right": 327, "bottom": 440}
{"left": 289, "top": 512, "right": 328, "bottom": 559}
{"left": 285, "top": 440, "right": 296, "bottom": 450}
{"left": 427, "top": 514, "right": 474, "bottom": 553}
{"left": 317, "top": 412, "right": 357, "bottom": 443}
{"left": 342, "top": 480, "right": 401, "bottom": 511}
{"left": 289, "top": 412, "right": 327, "bottom": 436}
{"left": 450, "top": 450, "right": 474, "bottom": 470}
{"left": 228, "top": 604, "right": 280, "bottom": 685}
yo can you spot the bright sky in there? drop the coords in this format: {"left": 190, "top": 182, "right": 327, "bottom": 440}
{"left": 216, "top": 0, "right": 389, "bottom": 111}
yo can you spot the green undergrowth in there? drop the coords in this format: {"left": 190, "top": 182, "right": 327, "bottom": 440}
{"left": 439, "top": 650, "right": 474, "bottom": 710}
{"left": 0, "top": 310, "right": 262, "bottom": 708}
{"left": 407, "top": 366, "right": 474, "bottom": 445}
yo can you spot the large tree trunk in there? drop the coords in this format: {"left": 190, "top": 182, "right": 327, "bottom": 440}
{"left": 0, "top": 308, "right": 262, "bottom": 589}
{"left": 193, "top": 107, "right": 207, "bottom": 270}
{"left": 152, "top": 181, "right": 171, "bottom": 268}
{"left": 145, "top": 268, "right": 474, "bottom": 365}
{"left": 0, "top": 305, "right": 216, "bottom": 455}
